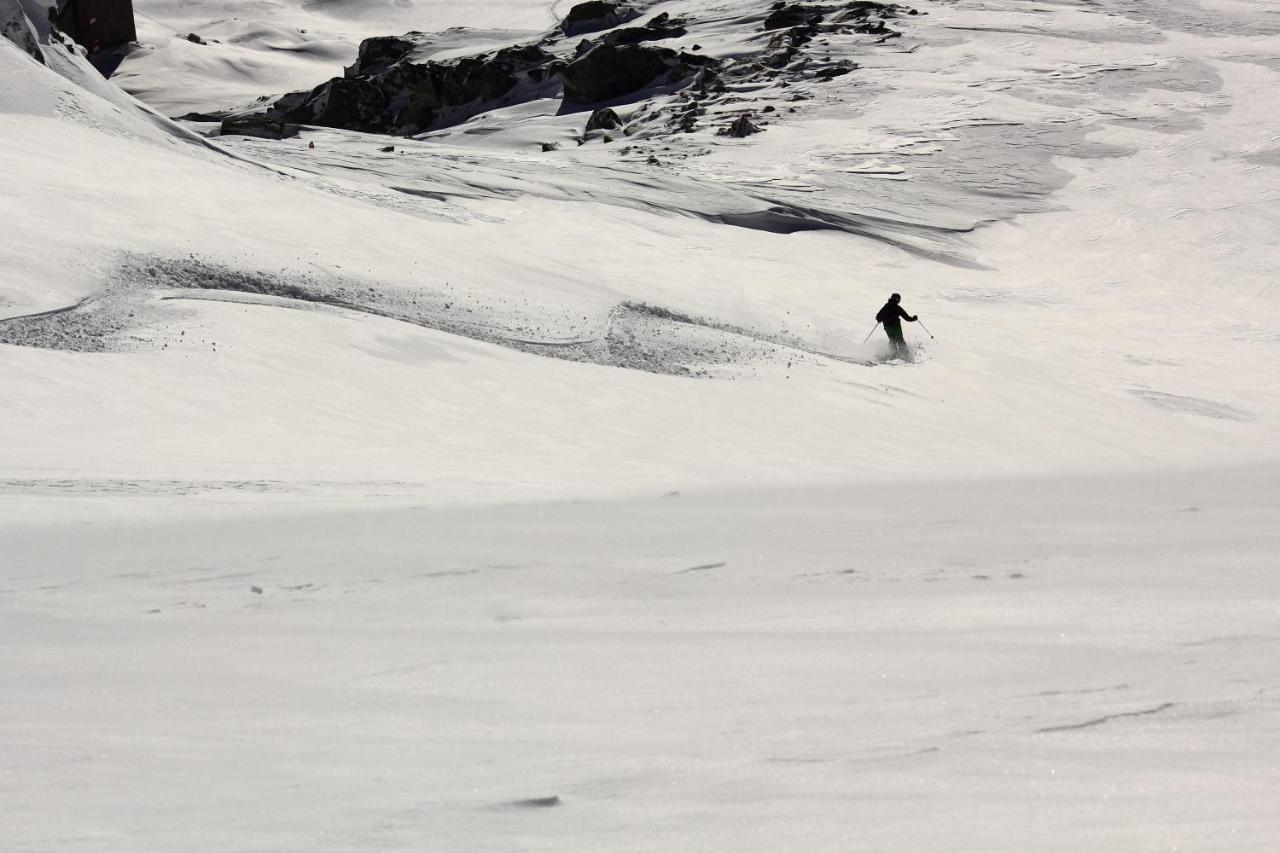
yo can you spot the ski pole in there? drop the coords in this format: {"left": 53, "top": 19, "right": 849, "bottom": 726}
{"left": 861, "top": 322, "right": 881, "bottom": 345}
{"left": 916, "top": 319, "right": 935, "bottom": 340}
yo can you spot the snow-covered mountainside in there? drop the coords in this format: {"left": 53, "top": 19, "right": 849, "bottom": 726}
{"left": 2, "top": 0, "right": 1278, "bottom": 850}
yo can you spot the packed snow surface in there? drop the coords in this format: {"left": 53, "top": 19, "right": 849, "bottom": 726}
{"left": 2, "top": 0, "right": 1278, "bottom": 848}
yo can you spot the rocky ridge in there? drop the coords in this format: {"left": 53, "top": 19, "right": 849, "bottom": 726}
{"left": 220, "top": 0, "right": 914, "bottom": 141}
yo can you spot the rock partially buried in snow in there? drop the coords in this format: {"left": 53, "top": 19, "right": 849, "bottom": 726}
{"left": 591, "top": 12, "right": 688, "bottom": 48}
{"left": 560, "top": 1, "right": 638, "bottom": 36}
{"left": 508, "top": 795, "right": 562, "bottom": 808}
{"left": 585, "top": 107, "right": 623, "bottom": 131}
{"left": 763, "top": 3, "right": 827, "bottom": 31}
{"left": 220, "top": 115, "right": 299, "bottom": 140}
{"left": 718, "top": 112, "right": 763, "bottom": 137}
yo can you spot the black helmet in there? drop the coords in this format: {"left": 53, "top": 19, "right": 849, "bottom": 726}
{"left": 890, "top": 293, "right": 901, "bottom": 302}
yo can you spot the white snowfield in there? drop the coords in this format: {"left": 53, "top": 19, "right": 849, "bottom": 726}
{"left": 1, "top": 0, "right": 1278, "bottom": 849}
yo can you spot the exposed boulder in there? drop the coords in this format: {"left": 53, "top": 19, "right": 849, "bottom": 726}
{"left": 219, "top": 115, "right": 300, "bottom": 139}
{"left": 560, "top": 44, "right": 716, "bottom": 103}
{"left": 718, "top": 112, "right": 763, "bottom": 137}
{"left": 585, "top": 107, "right": 622, "bottom": 131}
{"left": 561, "top": 1, "right": 638, "bottom": 36}
{"left": 814, "top": 63, "right": 855, "bottom": 80}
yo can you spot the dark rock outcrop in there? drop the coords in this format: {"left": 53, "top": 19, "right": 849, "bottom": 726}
{"left": 595, "top": 13, "right": 688, "bottom": 47}
{"left": 307, "top": 77, "right": 390, "bottom": 129}
{"left": 561, "top": 1, "right": 639, "bottom": 36}
{"left": 560, "top": 44, "right": 716, "bottom": 103}
{"left": 763, "top": 4, "right": 826, "bottom": 31}
{"left": 837, "top": 1, "right": 906, "bottom": 19}
{"left": 766, "top": 1, "right": 906, "bottom": 32}
{"left": 345, "top": 34, "right": 418, "bottom": 76}
{"left": 585, "top": 107, "right": 623, "bottom": 131}
{"left": 219, "top": 115, "right": 300, "bottom": 139}
{"left": 814, "top": 63, "right": 855, "bottom": 80}
{"left": 718, "top": 113, "right": 763, "bottom": 137}
{"left": 268, "top": 39, "right": 557, "bottom": 134}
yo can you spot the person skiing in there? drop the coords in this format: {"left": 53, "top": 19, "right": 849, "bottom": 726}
{"left": 875, "top": 293, "right": 918, "bottom": 360}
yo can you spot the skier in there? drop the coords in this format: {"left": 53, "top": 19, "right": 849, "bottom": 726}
{"left": 875, "top": 293, "right": 918, "bottom": 360}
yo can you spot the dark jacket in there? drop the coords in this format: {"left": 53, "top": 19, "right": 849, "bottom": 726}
{"left": 876, "top": 301, "right": 917, "bottom": 327}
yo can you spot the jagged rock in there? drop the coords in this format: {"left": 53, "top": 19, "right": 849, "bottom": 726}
{"left": 718, "top": 113, "right": 763, "bottom": 137}
{"left": 814, "top": 63, "right": 855, "bottom": 80}
{"left": 833, "top": 1, "right": 907, "bottom": 34}
{"left": 585, "top": 107, "right": 622, "bottom": 131}
{"left": 270, "top": 39, "right": 556, "bottom": 134}
{"left": 561, "top": 1, "right": 639, "bottom": 36}
{"left": 379, "top": 145, "right": 395, "bottom": 152}
{"left": 692, "top": 67, "right": 725, "bottom": 95}
{"left": 306, "top": 77, "right": 390, "bottom": 130}
{"left": 560, "top": 44, "right": 715, "bottom": 103}
{"left": 541, "top": 142, "right": 560, "bottom": 151}
{"left": 837, "top": 1, "right": 902, "bottom": 19}
{"left": 345, "top": 34, "right": 418, "bottom": 76}
{"left": 763, "top": 4, "right": 825, "bottom": 31}
{"left": 219, "top": 115, "right": 300, "bottom": 139}
{"left": 764, "top": 45, "right": 798, "bottom": 68}
{"left": 1, "top": 1, "right": 44, "bottom": 64}
{"left": 595, "top": 13, "right": 687, "bottom": 47}
{"left": 186, "top": 32, "right": 206, "bottom": 45}
{"left": 769, "top": 25, "right": 817, "bottom": 49}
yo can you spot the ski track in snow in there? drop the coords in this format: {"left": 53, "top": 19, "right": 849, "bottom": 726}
{"left": 0, "top": 253, "right": 897, "bottom": 375}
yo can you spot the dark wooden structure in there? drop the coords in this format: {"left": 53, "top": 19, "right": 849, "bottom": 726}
{"left": 56, "top": 0, "right": 136, "bottom": 55}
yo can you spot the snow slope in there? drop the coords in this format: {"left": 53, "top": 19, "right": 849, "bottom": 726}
{"left": 113, "top": 0, "right": 563, "bottom": 114}
{"left": 2, "top": 0, "right": 1278, "bottom": 494}
{"left": 4, "top": 470, "right": 1280, "bottom": 851}
{"left": 2, "top": 0, "right": 1279, "bottom": 849}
